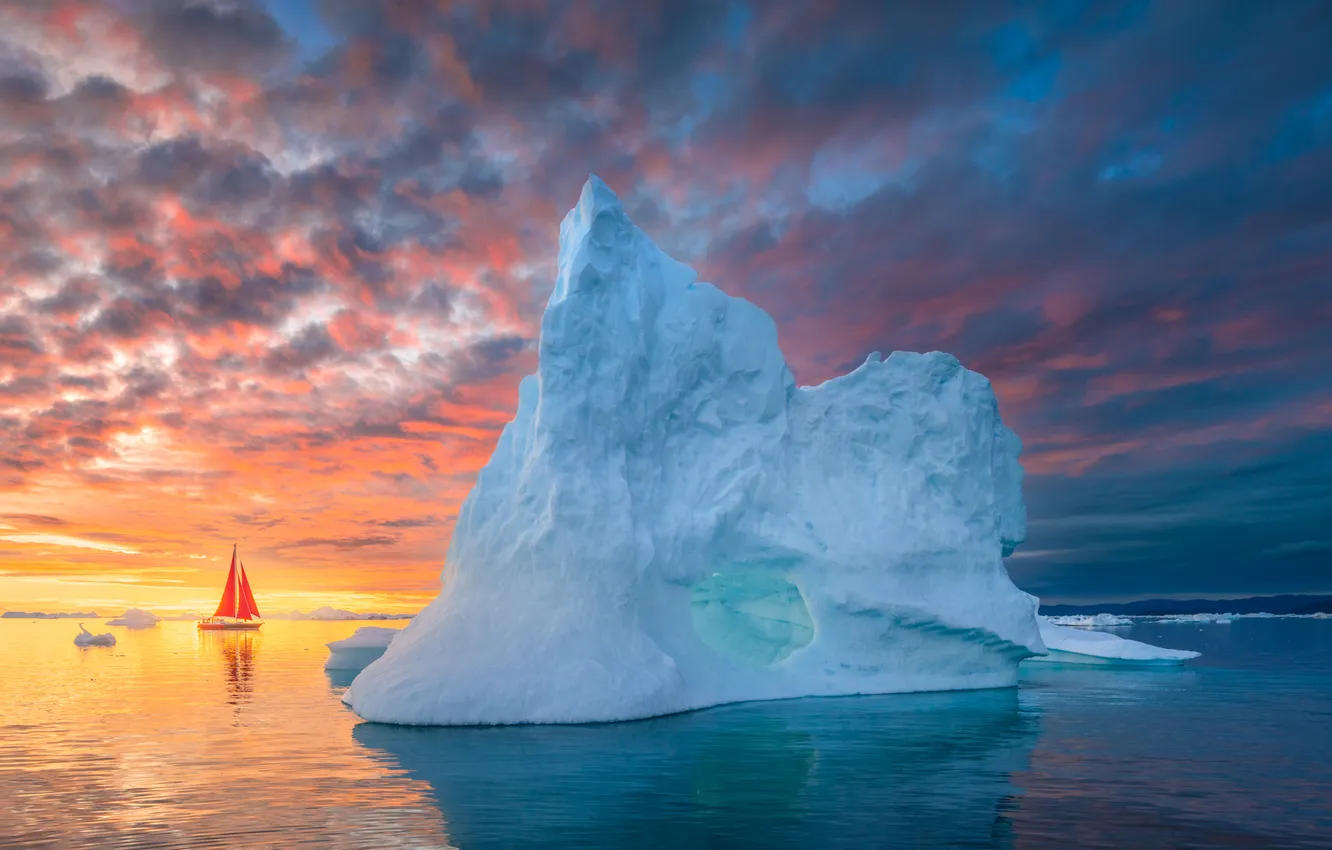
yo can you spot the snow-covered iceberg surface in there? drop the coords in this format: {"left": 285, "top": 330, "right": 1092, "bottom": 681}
{"left": 74, "top": 624, "right": 116, "bottom": 647}
{"left": 1030, "top": 618, "right": 1198, "bottom": 665}
{"left": 325, "top": 626, "right": 401, "bottom": 672}
{"left": 345, "top": 175, "right": 1043, "bottom": 726}
{"left": 106, "top": 608, "right": 161, "bottom": 628}
{"left": 1044, "top": 613, "right": 1132, "bottom": 627}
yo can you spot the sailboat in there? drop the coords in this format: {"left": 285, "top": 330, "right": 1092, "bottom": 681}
{"left": 198, "top": 544, "right": 263, "bottom": 630}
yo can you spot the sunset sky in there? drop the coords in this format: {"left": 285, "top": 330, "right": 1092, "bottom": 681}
{"left": 1, "top": 0, "right": 1330, "bottom": 614}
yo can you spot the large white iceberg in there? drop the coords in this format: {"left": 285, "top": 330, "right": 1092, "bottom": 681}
{"left": 345, "top": 175, "right": 1043, "bottom": 726}
{"left": 1030, "top": 617, "right": 1198, "bottom": 665}
{"left": 106, "top": 608, "right": 161, "bottom": 628}
{"left": 325, "top": 626, "right": 401, "bottom": 671}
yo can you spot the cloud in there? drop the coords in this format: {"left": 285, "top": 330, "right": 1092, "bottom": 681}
{"left": 283, "top": 535, "right": 400, "bottom": 550}
{"left": 0, "top": 534, "right": 139, "bottom": 555}
{"left": 1, "top": 513, "right": 67, "bottom": 527}
{"left": 0, "top": 0, "right": 1328, "bottom": 606}
{"left": 137, "top": 0, "right": 293, "bottom": 73}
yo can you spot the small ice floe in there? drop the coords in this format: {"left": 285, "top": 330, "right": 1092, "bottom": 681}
{"left": 1156, "top": 613, "right": 1235, "bottom": 624}
{"left": 106, "top": 608, "right": 161, "bottom": 628}
{"left": 1044, "top": 613, "right": 1133, "bottom": 627}
{"left": 325, "top": 626, "right": 400, "bottom": 672}
{"left": 1029, "top": 617, "right": 1199, "bottom": 665}
{"left": 74, "top": 624, "right": 117, "bottom": 647}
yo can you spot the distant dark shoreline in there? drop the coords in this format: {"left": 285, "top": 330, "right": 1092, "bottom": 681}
{"left": 1040, "top": 594, "right": 1332, "bottom": 616}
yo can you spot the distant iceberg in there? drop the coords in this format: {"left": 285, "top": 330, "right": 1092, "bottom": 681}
{"left": 1156, "top": 613, "right": 1236, "bottom": 624}
{"left": 74, "top": 624, "right": 116, "bottom": 647}
{"left": 4, "top": 611, "right": 98, "bottom": 619}
{"left": 296, "top": 606, "right": 359, "bottom": 621}
{"left": 1045, "top": 613, "right": 1132, "bottom": 627}
{"left": 269, "top": 606, "right": 414, "bottom": 621}
{"left": 1030, "top": 617, "right": 1198, "bottom": 665}
{"left": 1153, "top": 611, "right": 1331, "bottom": 623}
{"left": 106, "top": 608, "right": 161, "bottom": 628}
{"left": 325, "top": 626, "right": 401, "bottom": 672}
{"left": 345, "top": 175, "right": 1042, "bottom": 726}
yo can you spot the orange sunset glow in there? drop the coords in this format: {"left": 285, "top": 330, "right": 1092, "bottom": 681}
{"left": 3, "top": 0, "right": 1330, "bottom": 612}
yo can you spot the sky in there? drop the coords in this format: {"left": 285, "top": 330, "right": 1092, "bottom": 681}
{"left": 0, "top": 0, "right": 1329, "bottom": 614}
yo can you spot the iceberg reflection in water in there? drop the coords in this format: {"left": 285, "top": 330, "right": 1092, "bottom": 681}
{"left": 354, "top": 688, "right": 1039, "bottom": 849}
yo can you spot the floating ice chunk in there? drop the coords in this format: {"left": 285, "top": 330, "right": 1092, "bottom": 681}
{"left": 344, "top": 175, "right": 1043, "bottom": 726}
{"left": 1030, "top": 617, "right": 1198, "bottom": 665}
{"left": 106, "top": 608, "right": 161, "bottom": 628}
{"left": 325, "top": 627, "right": 401, "bottom": 672}
{"left": 74, "top": 624, "right": 116, "bottom": 647}
{"left": 1156, "top": 613, "right": 1236, "bottom": 624}
{"left": 1044, "top": 613, "right": 1132, "bottom": 627}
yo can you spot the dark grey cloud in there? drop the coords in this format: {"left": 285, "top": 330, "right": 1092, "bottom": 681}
{"left": 263, "top": 324, "right": 340, "bottom": 375}
{"left": 373, "top": 516, "right": 440, "bottom": 528}
{"left": 176, "top": 270, "right": 322, "bottom": 331}
{"left": 445, "top": 335, "right": 532, "bottom": 386}
{"left": 0, "top": 512, "right": 66, "bottom": 527}
{"left": 283, "top": 534, "right": 399, "bottom": 549}
{"left": 0, "top": 314, "right": 44, "bottom": 355}
{"left": 137, "top": 136, "right": 275, "bottom": 208}
{"left": 139, "top": 0, "right": 292, "bottom": 73}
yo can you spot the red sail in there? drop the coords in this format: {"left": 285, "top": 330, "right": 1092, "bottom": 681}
{"left": 213, "top": 548, "right": 240, "bottom": 618}
{"left": 237, "top": 559, "right": 261, "bottom": 620}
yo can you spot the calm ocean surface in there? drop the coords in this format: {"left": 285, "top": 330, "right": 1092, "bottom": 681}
{"left": 1, "top": 618, "right": 1328, "bottom": 849}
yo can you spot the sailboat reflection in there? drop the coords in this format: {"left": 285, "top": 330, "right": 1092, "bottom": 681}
{"left": 210, "top": 632, "right": 256, "bottom": 708}
{"left": 354, "top": 689, "right": 1042, "bottom": 849}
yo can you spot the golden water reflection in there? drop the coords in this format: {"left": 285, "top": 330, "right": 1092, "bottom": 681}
{"left": 0, "top": 619, "right": 438, "bottom": 848}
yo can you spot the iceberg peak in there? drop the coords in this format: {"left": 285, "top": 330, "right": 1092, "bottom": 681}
{"left": 346, "top": 178, "right": 1040, "bottom": 726}
{"left": 578, "top": 173, "right": 623, "bottom": 217}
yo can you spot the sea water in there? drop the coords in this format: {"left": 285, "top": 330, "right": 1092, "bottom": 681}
{"left": 0, "top": 618, "right": 1328, "bottom": 848}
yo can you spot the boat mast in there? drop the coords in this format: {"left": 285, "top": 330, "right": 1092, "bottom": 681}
{"left": 231, "top": 543, "right": 239, "bottom": 619}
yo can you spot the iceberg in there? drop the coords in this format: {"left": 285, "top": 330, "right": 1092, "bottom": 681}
{"left": 1044, "top": 613, "right": 1132, "bottom": 627}
{"left": 345, "top": 175, "right": 1043, "bottom": 726}
{"left": 298, "top": 606, "right": 359, "bottom": 620}
{"left": 106, "top": 608, "right": 161, "bottom": 628}
{"left": 74, "top": 624, "right": 116, "bottom": 647}
{"left": 325, "top": 626, "right": 401, "bottom": 672}
{"left": 1030, "top": 617, "right": 1198, "bottom": 665}
{"left": 1156, "top": 613, "right": 1236, "bottom": 624}
{"left": 269, "top": 607, "right": 413, "bottom": 621}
